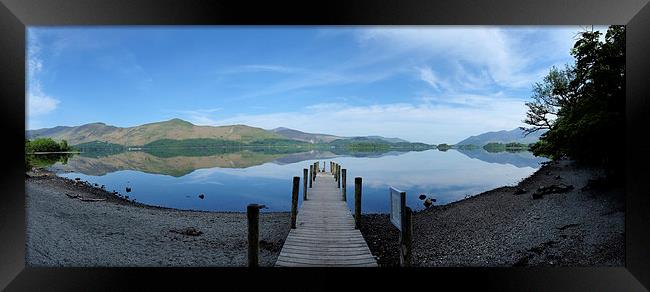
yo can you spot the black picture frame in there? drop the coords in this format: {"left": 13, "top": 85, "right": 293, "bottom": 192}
{"left": 1, "top": 0, "right": 649, "bottom": 290}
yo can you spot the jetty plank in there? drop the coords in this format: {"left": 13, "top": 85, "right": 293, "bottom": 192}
{"left": 276, "top": 171, "right": 377, "bottom": 267}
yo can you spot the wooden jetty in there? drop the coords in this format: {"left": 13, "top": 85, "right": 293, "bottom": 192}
{"left": 275, "top": 163, "right": 377, "bottom": 267}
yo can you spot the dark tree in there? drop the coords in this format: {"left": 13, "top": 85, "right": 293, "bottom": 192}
{"left": 521, "top": 66, "right": 574, "bottom": 135}
{"left": 523, "top": 25, "right": 625, "bottom": 178}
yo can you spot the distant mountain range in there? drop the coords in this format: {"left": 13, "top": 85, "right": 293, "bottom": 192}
{"left": 27, "top": 118, "right": 546, "bottom": 150}
{"left": 26, "top": 118, "right": 419, "bottom": 148}
{"left": 455, "top": 128, "right": 546, "bottom": 146}
{"left": 271, "top": 127, "right": 409, "bottom": 144}
{"left": 271, "top": 127, "right": 342, "bottom": 144}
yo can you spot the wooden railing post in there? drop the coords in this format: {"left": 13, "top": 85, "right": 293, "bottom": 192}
{"left": 337, "top": 164, "right": 341, "bottom": 188}
{"left": 309, "top": 165, "right": 313, "bottom": 188}
{"left": 354, "top": 177, "right": 362, "bottom": 229}
{"left": 290, "top": 176, "right": 300, "bottom": 229}
{"left": 303, "top": 168, "right": 308, "bottom": 200}
{"left": 334, "top": 163, "right": 338, "bottom": 181}
{"left": 336, "top": 165, "right": 341, "bottom": 189}
{"left": 313, "top": 163, "right": 317, "bottom": 181}
{"left": 400, "top": 206, "right": 413, "bottom": 267}
{"left": 248, "top": 203, "right": 265, "bottom": 267}
{"left": 342, "top": 169, "right": 347, "bottom": 201}
{"left": 336, "top": 164, "right": 339, "bottom": 180}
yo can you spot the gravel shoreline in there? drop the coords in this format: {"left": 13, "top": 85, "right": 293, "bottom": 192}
{"left": 360, "top": 160, "right": 625, "bottom": 267}
{"left": 26, "top": 171, "right": 291, "bottom": 267}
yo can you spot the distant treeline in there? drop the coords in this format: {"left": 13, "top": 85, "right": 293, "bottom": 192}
{"left": 482, "top": 142, "right": 532, "bottom": 153}
{"left": 68, "top": 136, "right": 437, "bottom": 155}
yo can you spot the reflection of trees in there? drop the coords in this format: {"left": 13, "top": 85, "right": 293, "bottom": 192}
{"left": 27, "top": 153, "right": 74, "bottom": 170}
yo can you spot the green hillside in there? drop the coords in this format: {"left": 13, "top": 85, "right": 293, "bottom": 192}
{"left": 26, "top": 118, "right": 285, "bottom": 146}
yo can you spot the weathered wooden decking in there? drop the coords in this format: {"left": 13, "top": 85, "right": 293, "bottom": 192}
{"left": 275, "top": 171, "right": 377, "bottom": 267}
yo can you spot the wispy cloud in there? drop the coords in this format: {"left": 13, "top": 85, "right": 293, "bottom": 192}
{"left": 356, "top": 26, "right": 578, "bottom": 90}
{"left": 416, "top": 66, "right": 446, "bottom": 92}
{"left": 26, "top": 30, "right": 60, "bottom": 118}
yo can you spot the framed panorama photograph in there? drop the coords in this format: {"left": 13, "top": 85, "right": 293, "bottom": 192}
{"left": 1, "top": 0, "right": 649, "bottom": 290}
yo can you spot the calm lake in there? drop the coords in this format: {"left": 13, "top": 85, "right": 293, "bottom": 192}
{"left": 45, "top": 148, "right": 547, "bottom": 213}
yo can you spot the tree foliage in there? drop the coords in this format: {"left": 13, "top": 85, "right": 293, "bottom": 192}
{"left": 523, "top": 25, "right": 625, "bottom": 176}
{"left": 25, "top": 138, "right": 72, "bottom": 153}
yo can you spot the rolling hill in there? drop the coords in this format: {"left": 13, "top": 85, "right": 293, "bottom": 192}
{"left": 455, "top": 128, "right": 546, "bottom": 146}
{"left": 26, "top": 118, "right": 285, "bottom": 146}
{"left": 271, "top": 127, "right": 343, "bottom": 144}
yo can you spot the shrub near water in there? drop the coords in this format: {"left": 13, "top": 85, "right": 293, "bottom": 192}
{"left": 25, "top": 138, "right": 74, "bottom": 171}
{"left": 25, "top": 138, "right": 72, "bottom": 153}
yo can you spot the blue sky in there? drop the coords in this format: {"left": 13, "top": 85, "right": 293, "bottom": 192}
{"left": 26, "top": 26, "right": 601, "bottom": 144}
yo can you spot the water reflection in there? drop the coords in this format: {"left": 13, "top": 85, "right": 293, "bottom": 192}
{"left": 45, "top": 147, "right": 547, "bottom": 213}
{"left": 455, "top": 148, "right": 547, "bottom": 168}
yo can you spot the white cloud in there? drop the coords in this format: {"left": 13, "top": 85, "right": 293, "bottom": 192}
{"left": 26, "top": 30, "right": 60, "bottom": 117}
{"left": 28, "top": 91, "right": 60, "bottom": 116}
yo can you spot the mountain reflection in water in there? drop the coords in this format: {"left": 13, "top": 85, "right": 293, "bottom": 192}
{"left": 41, "top": 147, "right": 547, "bottom": 212}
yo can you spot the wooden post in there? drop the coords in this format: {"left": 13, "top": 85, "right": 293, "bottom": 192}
{"left": 342, "top": 169, "right": 347, "bottom": 201}
{"left": 338, "top": 165, "right": 341, "bottom": 183}
{"left": 400, "top": 206, "right": 413, "bottom": 267}
{"left": 290, "top": 176, "right": 300, "bottom": 229}
{"left": 303, "top": 168, "right": 308, "bottom": 200}
{"left": 336, "top": 164, "right": 339, "bottom": 180}
{"left": 247, "top": 203, "right": 265, "bottom": 267}
{"left": 354, "top": 177, "right": 362, "bottom": 229}
{"left": 313, "top": 163, "right": 317, "bottom": 180}
{"left": 309, "top": 165, "right": 313, "bottom": 188}
{"left": 334, "top": 163, "right": 338, "bottom": 181}
{"left": 337, "top": 165, "right": 341, "bottom": 188}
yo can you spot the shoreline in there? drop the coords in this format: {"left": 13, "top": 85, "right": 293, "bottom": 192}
{"left": 359, "top": 159, "right": 624, "bottom": 267}
{"left": 27, "top": 168, "right": 289, "bottom": 214}
{"left": 26, "top": 170, "right": 291, "bottom": 267}
{"left": 26, "top": 159, "right": 624, "bottom": 267}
